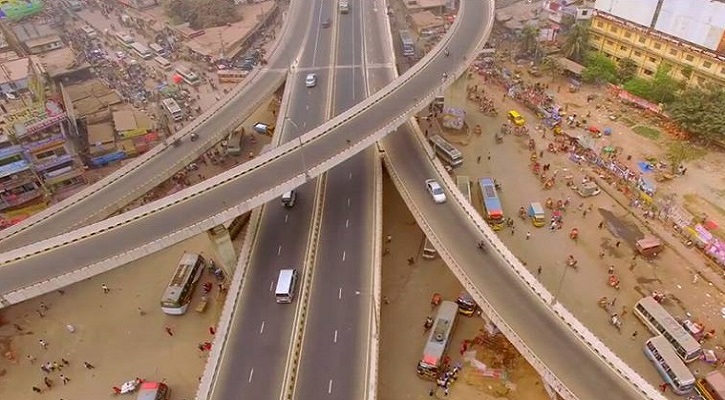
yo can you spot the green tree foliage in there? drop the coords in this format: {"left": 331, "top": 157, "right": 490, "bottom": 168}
{"left": 616, "top": 58, "right": 638, "bottom": 83}
{"left": 518, "top": 25, "right": 539, "bottom": 56}
{"left": 581, "top": 53, "right": 617, "bottom": 84}
{"left": 164, "top": 0, "right": 238, "bottom": 30}
{"left": 666, "top": 86, "right": 725, "bottom": 145}
{"left": 541, "top": 56, "right": 563, "bottom": 82}
{"left": 562, "top": 22, "right": 590, "bottom": 63}
{"left": 664, "top": 141, "right": 698, "bottom": 174}
{"left": 623, "top": 65, "right": 681, "bottom": 104}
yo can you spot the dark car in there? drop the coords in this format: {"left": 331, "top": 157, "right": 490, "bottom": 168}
{"left": 321, "top": 18, "right": 331, "bottom": 28}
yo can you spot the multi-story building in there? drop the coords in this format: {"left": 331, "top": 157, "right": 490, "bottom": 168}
{"left": 589, "top": 0, "right": 725, "bottom": 89}
{"left": 0, "top": 135, "right": 44, "bottom": 212}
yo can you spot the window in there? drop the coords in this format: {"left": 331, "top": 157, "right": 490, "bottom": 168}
{"left": 638, "top": 36, "right": 646, "bottom": 44}
{"left": 624, "top": 32, "right": 632, "bottom": 39}
{"left": 643, "top": 69, "right": 654, "bottom": 76}
{"left": 720, "top": 67, "right": 725, "bottom": 75}
{"left": 685, "top": 54, "right": 694, "bottom": 62}
{"left": 620, "top": 45, "right": 628, "bottom": 51}
{"left": 669, "top": 48, "right": 677, "bottom": 56}
{"left": 609, "top": 26, "right": 618, "bottom": 33}
{"left": 653, "top": 42, "right": 661, "bottom": 50}
{"left": 702, "top": 61, "right": 712, "bottom": 69}
{"left": 697, "top": 77, "right": 706, "bottom": 85}
{"left": 633, "top": 51, "right": 642, "bottom": 57}
{"left": 606, "top": 40, "right": 614, "bottom": 46}
{"left": 597, "top": 21, "right": 604, "bottom": 28}
{"left": 648, "top": 56, "right": 657, "bottom": 63}
{"left": 591, "top": 34, "right": 600, "bottom": 41}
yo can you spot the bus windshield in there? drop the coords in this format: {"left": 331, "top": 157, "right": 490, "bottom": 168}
{"left": 479, "top": 178, "right": 504, "bottom": 229}
{"left": 160, "top": 253, "right": 205, "bottom": 315}
{"left": 417, "top": 301, "right": 458, "bottom": 379}
{"left": 634, "top": 296, "right": 702, "bottom": 363}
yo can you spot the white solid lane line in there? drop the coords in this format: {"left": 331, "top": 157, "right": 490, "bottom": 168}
{"left": 333, "top": 329, "right": 338, "bottom": 343}
{"left": 277, "top": 245, "right": 282, "bottom": 255}
{"left": 347, "top": 198, "right": 351, "bottom": 207}
{"left": 284, "top": 214, "right": 289, "bottom": 223}
{"left": 269, "top": 281, "right": 275, "bottom": 292}
{"left": 342, "top": 250, "right": 346, "bottom": 261}
{"left": 328, "top": 379, "right": 333, "bottom": 394}
{"left": 345, "top": 218, "right": 349, "bottom": 228}
{"left": 259, "top": 321, "right": 265, "bottom": 334}
{"left": 338, "top": 287, "right": 342, "bottom": 300}
{"left": 248, "top": 368, "right": 254, "bottom": 383}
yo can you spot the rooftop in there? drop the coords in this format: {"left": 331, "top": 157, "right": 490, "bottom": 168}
{"left": 404, "top": 0, "right": 448, "bottom": 11}
{"left": 0, "top": 57, "right": 30, "bottom": 85}
{"left": 12, "top": 21, "right": 58, "bottom": 42}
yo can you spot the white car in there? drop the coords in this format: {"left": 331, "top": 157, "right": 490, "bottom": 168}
{"left": 305, "top": 73, "right": 317, "bottom": 88}
{"left": 425, "top": 179, "right": 446, "bottom": 204}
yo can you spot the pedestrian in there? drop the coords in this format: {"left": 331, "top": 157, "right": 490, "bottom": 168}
{"left": 32, "top": 386, "right": 42, "bottom": 393}
{"left": 36, "top": 309, "right": 45, "bottom": 318}
{"left": 61, "top": 358, "right": 69, "bottom": 365}
{"left": 487, "top": 153, "right": 491, "bottom": 161}
{"left": 598, "top": 251, "right": 605, "bottom": 259}
{"left": 407, "top": 257, "right": 415, "bottom": 265}
{"left": 615, "top": 240, "right": 621, "bottom": 248}
{"left": 631, "top": 330, "right": 638, "bottom": 339}
{"left": 477, "top": 155, "right": 481, "bottom": 164}
{"left": 608, "top": 265, "right": 614, "bottom": 275}
{"left": 526, "top": 232, "right": 531, "bottom": 240}
{"left": 52, "top": 361, "right": 61, "bottom": 371}
{"left": 137, "top": 307, "right": 146, "bottom": 316}
{"left": 38, "top": 339, "right": 47, "bottom": 350}
{"left": 386, "top": 235, "right": 392, "bottom": 243}
{"left": 83, "top": 361, "right": 95, "bottom": 369}
{"left": 429, "top": 388, "right": 435, "bottom": 397}
{"left": 511, "top": 227, "right": 515, "bottom": 236}
{"left": 537, "top": 266, "right": 542, "bottom": 276}
{"left": 43, "top": 376, "right": 52, "bottom": 388}
{"left": 165, "top": 326, "right": 174, "bottom": 336}
{"left": 39, "top": 302, "right": 49, "bottom": 311}
{"left": 209, "top": 326, "right": 216, "bottom": 335}
{"left": 621, "top": 305, "right": 628, "bottom": 318}
{"left": 598, "top": 221, "right": 604, "bottom": 229}
{"left": 582, "top": 209, "right": 588, "bottom": 218}
{"left": 101, "top": 283, "right": 110, "bottom": 294}
{"left": 60, "top": 374, "right": 70, "bottom": 385}
{"left": 27, "top": 354, "right": 36, "bottom": 364}
{"left": 610, "top": 297, "right": 617, "bottom": 307}
{"left": 659, "top": 383, "right": 668, "bottom": 392}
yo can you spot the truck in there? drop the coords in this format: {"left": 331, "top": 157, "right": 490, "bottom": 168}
{"left": 339, "top": 0, "right": 350, "bottom": 13}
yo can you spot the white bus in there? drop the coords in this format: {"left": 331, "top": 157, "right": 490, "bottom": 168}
{"left": 175, "top": 66, "right": 200, "bottom": 86}
{"left": 417, "top": 301, "right": 458, "bottom": 379}
{"left": 428, "top": 134, "right": 463, "bottom": 167}
{"left": 130, "top": 42, "right": 153, "bottom": 60}
{"left": 115, "top": 32, "right": 134, "bottom": 48}
{"left": 644, "top": 336, "right": 696, "bottom": 395}
{"left": 160, "top": 253, "right": 206, "bottom": 315}
{"left": 161, "top": 98, "right": 183, "bottom": 122}
{"left": 634, "top": 296, "right": 703, "bottom": 363}
{"left": 456, "top": 175, "right": 471, "bottom": 204}
{"left": 149, "top": 43, "right": 167, "bottom": 57}
{"left": 154, "top": 56, "right": 172, "bottom": 70}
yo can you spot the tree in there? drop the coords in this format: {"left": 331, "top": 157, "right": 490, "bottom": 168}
{"left": 541, "top": 56, "right": 563, "bottom": 82}
{"left": 581, "top": 53, "right": 617, "bottom": 84}
{"left": 623, "top": 77, "right": 653, "bottom": 99}
{"left": 622, "top": 65, "right": 682, "bottom": 104}
{"left": 518, "top": 25, "right": 540, "bottom": 56}
{"left": 561, "top": 22, "right": 590, "bottom": 63}
{"left": 616, "top": 58, "right": 638, "bottom": 83}
{"left": 164, "top": 0, "right": 238, "bottom": 30}
{"left": 666, "top": 85, "right": 725, "bottom": 146}
{"left": 664, "top": 141, "right": 698, "bottom": 174}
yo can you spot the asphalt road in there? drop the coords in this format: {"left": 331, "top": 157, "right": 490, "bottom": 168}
{"left": 382, "top": 121, "right": 646, "bottom": 398}
{"left": 210, "top": 0, "right": 335, "bottom": 398}
{"left": 292, "top": 0, "right": 385, "bottom": 398}
{"left": 0, "top": 0, "right": 488, "bottom": 301}
{"left": 0, "top": 0, "right": 308, "bottom": 252}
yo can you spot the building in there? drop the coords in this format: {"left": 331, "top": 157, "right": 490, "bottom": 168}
{"left": 403, "top": 0, "right": 452, "bottom": 14}
{"left": 0, "top": 136, "right": 44, "bottom": 212}
{"left": 11, "top": 22, "right": 63, "bottom": 55}
{"left": 0, "top": 57, "right": 31, "bottom": 94}
{"left": 409, "top": 11, "right": 446, "bottom": 36}
{"left": 542, "top": 0, "right": 594, "bottom": 24}
{"left": 589, "top": 0, "right": 725, "bottom": 89}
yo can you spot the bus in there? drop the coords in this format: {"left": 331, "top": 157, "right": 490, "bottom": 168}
{"left": 130, "top": 42, "right": 153, "bottom": 60}
{"left": 161, "top": 98, "right": 183, "bottom": 122}
{"left": 149, "top": 43, "right": 167, "bottom": 57}
{"left": 428, "top": 135, "right": 462, "bottom": 167}
{"left": 160, "top": 253, "right": 206, "bottom": 315}
{"left": 417, "top": 301, "right": 458, "bottom": 379}
{"left": 225, "top": 129, "right": 244, "bottom": 156}
{"left": 456, "top": 175, "right": 471, "bottom": 204}
{"left": 478, "top": 177, "right": 504, "bottom": 230}
{"left": 81, "top": 26, "right": 97, "bottom": 39}
{"left": 644, "top": 336, "right": 696, "bottom": 395}
{"left": 634, "top": 296, "right": 702, "bottom": 363}
{"left": 154, "top": 56, "right": 172, "bottom": 70}
{"left": 175, "top": 66, "right": 200, "bottom": 85}
{"left": 339, "top": 0, "right": 349, "bottom": 13}
{"left": 115, "top": 32, "right": 134, "bottom": 48}
{"left": 217, "top": 70, "right": 248, "bottom": 84}
{"left": 696, "top": 370, "right": 725, "bottom": 400}
{"left": 399, "top": 30, "right": 415, "bottom": 57}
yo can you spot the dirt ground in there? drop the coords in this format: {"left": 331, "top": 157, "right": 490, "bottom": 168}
{"left": 378, "top": 173, "right": 548, "bottom": 400}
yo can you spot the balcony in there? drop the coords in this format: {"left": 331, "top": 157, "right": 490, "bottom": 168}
{"left": 0, "top": 188, "right": 43, "bottom": 211}
{"left": 34, "top": 154, "right": 73, "bottom": 173}
{"left": 0, "top": 173, "right": 38, "bottom": 192}
{"left": 24, "top": 134, "right": 66, "bottom": 154}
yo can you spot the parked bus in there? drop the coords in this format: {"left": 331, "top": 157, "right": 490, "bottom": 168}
{"left": 428, "top": 134, "right": 462, "bottom": 167}
{"left": 399, "top": 30, "right": 415, "bottom": 57}
{"left": 644, "top": 336, "right": 696, "bottom": 395}
{"left": 696, "top": 370, "right": 725, "bottom": 400}
{"left": 130, "top": 42, "right": 153, "bottom": 60}
{"left": 339, "top": 0, "right": 350, "bottom": 13}
{"left": 67, "top": 0, "right": 82, "bottom": 11}
{"left": 115, "top": 32, "right": 134, "bottom": 48}
{"left": 217, "top": 70, "right": 248, "bottom": 84}
{"left": 417, "top": 301, "right": 458, "bottom": 379}
{"left": 422, "top": 236, "right": 437, "bottom": 259}
{"left": 634, "top": 296, "right": 702, "bottom": 363}
{"left": 175, "top": 66, "right": 200, "bottom": 85}
{"left": 154, "top": 56, "right": 172, "bottom": 70}
{"left": 225, "top": 129, "right": 244, "bottom": 156}
{"left": 161, "top": 98, "right": 183, "bottom": 122}
{"left": 149, "top": 43, "right": 167, "bottom": 57}
{"left": 456, "top": 175, "right": 471, "bottom": 204}
{"left": 478, "top": 177, "right": 504, "bottom": 230}
{"left": 135, "top": 381, "right": 170, "bottom": 400}
{"left": 160, "top": 253, "right": 205, "bottom": 315}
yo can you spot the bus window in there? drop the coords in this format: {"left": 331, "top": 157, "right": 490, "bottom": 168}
{"left": 478, "top": 177, "right": 504, "bottom": 230}
{"left": 417, "top": 301, "right": 457, "bottom": 379}
{"left": 161, "top": 98, "right": 183, "bottom": 122}
{"left": 634, "top": 296, "right": 702, "bottom": 363}
{"left": 154, "top": 56, "right": 172, "bottom": 70}
{"left": 160, "top": 253, "right": 205, "bottom": 315}
{"left": 275, "top": 269, "right": 298, "bottom": 304}
{"left": 644, "top": 336, "right": 696, "bottom": 395}
{"left": 422, "top": 236, "right": 437, "bottom": 259}
{"left": 175, "top": 66, "right": 200, "bottom": 86}
{"left": 428, "top": 135, "right": 462, "bottom": 167}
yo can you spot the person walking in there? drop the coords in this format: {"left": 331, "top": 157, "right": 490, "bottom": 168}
{"left": 526, "top": 232, "right": 531, "bottom": 240}
{"left": 631, "top": 330, "right": 638, "bottom": 340}
{"left": 537, "top": 266, "right": 542, "bottom": 276}
{"left": 32, "top": 386, "right": 42, "bottom": 393}
{"left": 83, "top": 361, "right": 95, "bottom": 369}
{"left": 165, "top": 326, "right": 174, "bottom": 336}
{"left": 101, "top": 283, "right": 110, "bottom": 294}
{"left": 43, "top": 376, "right": 52, "bottom": 388}
{"left": 60, "top": 374, "right": 70, "bottom": 385}
{"left": 38, "top": 339, "right": 48, "bottom": 350}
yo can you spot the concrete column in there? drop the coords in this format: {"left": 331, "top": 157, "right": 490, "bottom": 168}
{"left": 207, "top": 224, "right": 237, "bottom": 276}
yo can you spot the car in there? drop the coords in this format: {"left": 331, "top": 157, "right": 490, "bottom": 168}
{"left": 281, "top": 190, "right": 296, "bottom": 208}
{"left": 321, "top": 18, "right": 331, "bottom": 28}
{"left": 425, "top": 179, "right": 446, "bottom": 204}
{"left": 305, "top": 73, "right": 317, "bottom": 88}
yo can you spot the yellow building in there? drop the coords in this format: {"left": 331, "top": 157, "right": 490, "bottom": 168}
{"left": 588, "top": 12, "right": 725, "bottom": 89}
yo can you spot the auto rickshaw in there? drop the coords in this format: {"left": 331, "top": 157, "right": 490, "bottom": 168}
{"left": 608, "top": 274, "right": 620, "bottom": 290}
{"left": 528, "top": 202, "right": 545, "bottom": 227}
{"left": 507, "top": 110, "right": 525, "bottom": 126}
{"left": 569, "top": 227, "right": 579, "bottom": 240}
{"left": 455, "top": 292, "right": 478, "bottom": 316}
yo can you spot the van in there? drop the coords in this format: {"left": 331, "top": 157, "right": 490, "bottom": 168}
{"left": 136, "top": 381, "right": 170, "bottom": 400}
{"left": 422, "top": 236, "right": 437, "bottom": 259}
{"left": 636, "top": 237, "right": 664, "bottom": 258}
{"left": 507, "top": 110, "right": 525, "bottom": 126}
{"left": 154, "top": 56, "right": 172, "bottom": 70}
{"left": 281, "top": 190, "right": 296, "bottom": 208}
{"left": 275, "top": 269, "right": 298, "bottom": 303}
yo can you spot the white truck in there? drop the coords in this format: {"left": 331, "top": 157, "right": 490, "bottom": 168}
{"left": 339, "top": 0, "right": 350, "bottom": 13}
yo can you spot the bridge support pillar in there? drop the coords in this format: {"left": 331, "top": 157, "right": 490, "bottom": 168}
{"left": 207, "top": 225, "right": 237, "bottom": 276}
